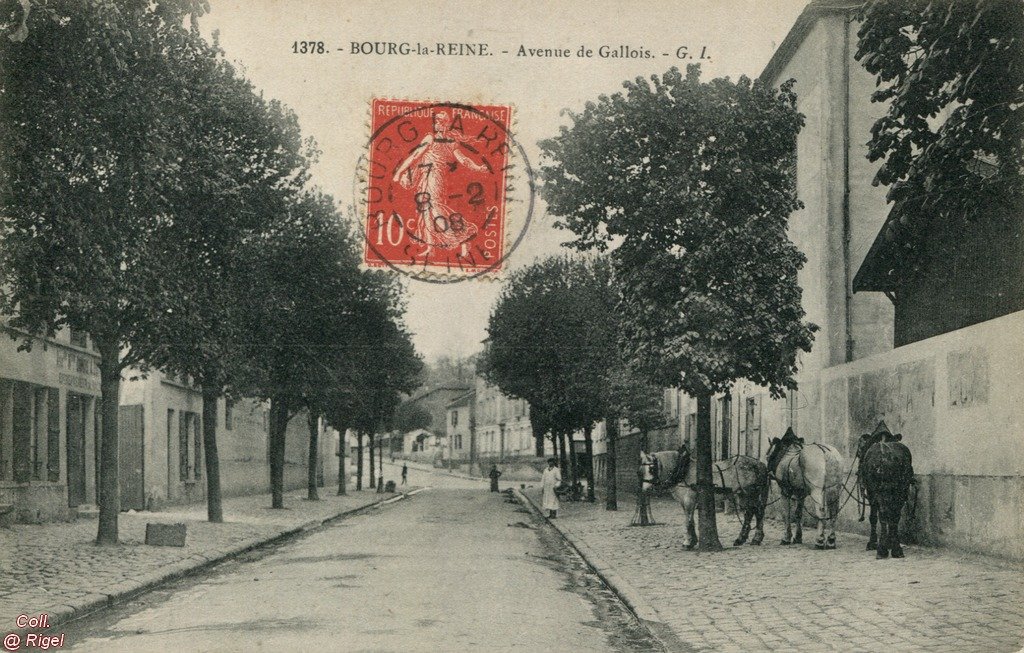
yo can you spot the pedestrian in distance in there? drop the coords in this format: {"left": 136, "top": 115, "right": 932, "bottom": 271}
{"left": 541, "top": 457, "right": 561, "bottom": 518}
{"left": 489, "top": 464, "right": 502, "bottom": 492}
{"left": 401, "top": 463, "right": 408, "bottom": 485}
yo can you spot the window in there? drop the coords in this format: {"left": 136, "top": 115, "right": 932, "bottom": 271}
{"left": 179, "top": 411, "right": 190, "bottom": 481}
{"left": 193, "top": 413, "right": 202, "bottom": 480}
{"left": 720, "top": 394, "right": 732, "bottom": 460}
{"left": 47, "top": 388, "right": 60, "bottom": 482}
{"left": 0, "top": 380, "right": 11, "bottom": 481}
{"left": 451, "top": 410, "right": 458, "bottom": 427}
{"left": 69, "top": 328, "right": 87, "bottom": 348}
{"left": 224, "top": 398, "right": 234, "bottom": 431}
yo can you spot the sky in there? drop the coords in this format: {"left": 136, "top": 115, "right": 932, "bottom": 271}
{"left": 202, "top": 0, "right": 808, "bottom": 362}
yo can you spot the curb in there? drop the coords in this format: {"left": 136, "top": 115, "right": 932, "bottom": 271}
{"left": 513, "top": 488, "right": 691, "bottom": 653}
{"left": 43, "top": 490, "right": 421, "bottom": 633}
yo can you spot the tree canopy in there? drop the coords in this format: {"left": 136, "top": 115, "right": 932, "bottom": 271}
{"left": 538, "top": 64, "right": 815, "bottom": 549}
{"left": 855, "top": 0, "right": 1024, "bottom": 228}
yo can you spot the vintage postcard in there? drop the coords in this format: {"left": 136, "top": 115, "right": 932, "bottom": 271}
{"left": 0, "top": 0, "right": 1021, "bottom": 651}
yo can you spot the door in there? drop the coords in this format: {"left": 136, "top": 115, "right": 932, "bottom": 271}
{"left": 66, "top": 394, "right": 87, "bottom": 508}
{"left": 118, "top": 404, "right": 145, "bottom": 511}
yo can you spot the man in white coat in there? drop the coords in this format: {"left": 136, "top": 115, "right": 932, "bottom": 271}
{"left": 541, "top": 457, "right": 562, "bottom": 518}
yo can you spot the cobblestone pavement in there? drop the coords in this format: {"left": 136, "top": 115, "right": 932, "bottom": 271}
{"left": 0, "top": 463, "right": 430, "bottom": 630}
{"left": 525, "top": 489, "right": 1024, "bottom": 653}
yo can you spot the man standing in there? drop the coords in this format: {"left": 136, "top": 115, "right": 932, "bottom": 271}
{"left": 489, "top": 464, "right": 502, "bottom": 492}
{"left": 401, "top": 463, "right": 408, "bottom": 485}
{"left": 541, "top": 457, "right": 561, "bottom": 518}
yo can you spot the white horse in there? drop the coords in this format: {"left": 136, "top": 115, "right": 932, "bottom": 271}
{"left": 639, "top": 445, "right": 769, "bottom": 548}
{"left": 765, "top": 428, "right": 845, "bottom": 549}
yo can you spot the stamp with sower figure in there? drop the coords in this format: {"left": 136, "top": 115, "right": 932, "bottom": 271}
{"left": 362, "top": 99, "right": 530, "bottom": 281}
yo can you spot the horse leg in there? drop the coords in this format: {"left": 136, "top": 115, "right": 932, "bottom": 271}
{"left": 734, "top": 495, "right": 751, "bottom": 546}
{"left": 866, "top": 499, "right": 878, "bottom": 551}
{"left": 890, "top": 499, "right": 905, "bottom": 558}
{"left": 780, "top": 495, "right": 793, "bottom": 545}
{"left": 751, "top": 492, "right": 765, "bottom": 545}
{"left": 683, "top": 490, "right": 698, "bottom": 550}
{"left": 876, "top": 507, "right": 890, "bottom": 559}
{"left": 790, "top": 499, "right": 798, "bottom": 544}
{"left": 825, "top": 488, "right": 839, "bottom": 550}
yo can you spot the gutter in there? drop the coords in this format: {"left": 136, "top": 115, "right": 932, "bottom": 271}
{"left": 842, "top": 12, "right": 855, "bottom": 363}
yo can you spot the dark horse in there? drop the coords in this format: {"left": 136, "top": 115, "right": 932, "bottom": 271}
{"left": 856, "top": 421, "right": 916, "bottom": 559}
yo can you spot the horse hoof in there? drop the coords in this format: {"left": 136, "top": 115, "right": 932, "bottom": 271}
{"left": 826, "top": 541, "right": 837, "bottom": 550}
{"left": 794, "top": 535, "right": 802, "bottom": 544}
{"left": 685, "top": 542, "right": 697, "bottom": 551}
{"left": 815, "top": 543, "right": 825, "bottom": 550}
{"left": 750, "top": 538, "right": 763, "bottom": 546}
{"left": 891, "top": 547, "right": 905, "bottom": 559}
{"left": 866, "top": 541, "right": 876, "bottom": 551}
{"left": 876, "top": 550, "right": 889, "bottom": 559}
{"left": 780, "top": 539, "right": 791, "bottom": 546}
{"left": 733, "top": 539, "right": 745, "bottom": 547}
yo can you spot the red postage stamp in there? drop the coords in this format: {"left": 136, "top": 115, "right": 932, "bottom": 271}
{"left": 362, "top": 99, "right": 515, "bottom": 278}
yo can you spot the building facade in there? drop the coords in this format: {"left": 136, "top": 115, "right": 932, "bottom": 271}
{"left": 119, "top": 370, "right": 338, "bottom": 508}
{"left": 0, "top": 323, "right": 101, "bottom": 523}
{"left": 660, "top": 0, "right": 1024, "bottom": 560}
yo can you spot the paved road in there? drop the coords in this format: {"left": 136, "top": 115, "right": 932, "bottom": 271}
{"left": 61, "top": 470, "right": 657, "bottom": 652}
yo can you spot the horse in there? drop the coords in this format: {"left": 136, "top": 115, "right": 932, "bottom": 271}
{"left": 765, "top": 428, "right": 845, "bottom": 549}
{"left": 638, "top": 445, "right": 769, "bottom": 549}
{"left": 855, "top": 421, "right": 916, "bottom": 559}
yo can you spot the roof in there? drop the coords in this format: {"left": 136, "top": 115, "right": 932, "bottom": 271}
{"left": 759, "top": 0, "right": 863, "bottom": 84}
{"left": 408, "top": 384, "right": 472, "bottom": 403}
{"left": 853, "top": 158, "right": 1001, "bottom": 293}
{"left": 445, "top": 390, "right": 476, "bottom": 409}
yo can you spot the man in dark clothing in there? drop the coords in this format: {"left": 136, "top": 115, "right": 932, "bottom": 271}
{"left": 401, "top": 463, "right": 408, "bottom": 485}
{"left": 489, "top": 464, "right": 502, "bottom": 492}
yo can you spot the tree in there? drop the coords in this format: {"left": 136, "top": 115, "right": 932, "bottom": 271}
{"left": 128, "top": 27, "right": 310, "bottom": 521}
{"left": 393, "top": 401, "right": 432, "bottom": 434}
{"left": 242, "top": 189, "right": 368, "bottom": 508}
{"left": 539, "top": 65, "right": 816, "bottom": 550}
{"left": 480, "top": 255, "right": 618, "bottom": 491}
{"left": 0, "top": 0, "right": 224, "bottom": 544}
{"left": 855, "top": 0, "right": 1024, "bottom": 233}
{"left": 314, "top": 271, "right": 422, "bottom": 495}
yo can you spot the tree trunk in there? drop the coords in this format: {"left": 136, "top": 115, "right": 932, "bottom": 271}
{"left": 201, "top": 384, "right": 223, "bottom": 523}
{"left": 306, "top": 410, "right": 320, "bottom": 501}
{"left": 568, "top": 434, "right": 578, "bottom": 494}
{"left": 337, "top": 426, "right": 348, "bottom": 495}
{"left": 355, "top": 431, "right": 364, "bottom": 491}
{"left": 269, "top": 397, "right": 289, "bottom": 509}
{"left": 695, "top": 391, "right": 723, "bottom": 551}
{"left": 96, "top": 339, "right": 121, "bottom": 545}
{"left": 532, "top": 421, "right": 545, "bottom": 458}
{"left": 551, "top": 432, "right": 559, "bottom": 467}
{"left": 558, "top": 431, "right": 569, "bottom": 482}
{"left": 377, "top": 433, "right": 384, "bottom": 492}
{"left": 368, "top": 430, "right": 376, "bottom": 489}
{"left": 584, "top": 425, "right": 595, "bottom": 502}
{"left": 605, "top": 418, "right": 618, "bottom": 511}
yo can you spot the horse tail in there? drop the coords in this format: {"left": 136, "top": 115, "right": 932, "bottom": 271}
{"left": 824, "top": 449, "right": 844, "bottom": 519}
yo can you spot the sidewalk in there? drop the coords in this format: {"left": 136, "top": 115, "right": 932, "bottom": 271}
{"left": 0, "top": 484, "right": 420, "bottom": 632}
{"left": 519, "top": 488, "right": 1024, "bottom": 653}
